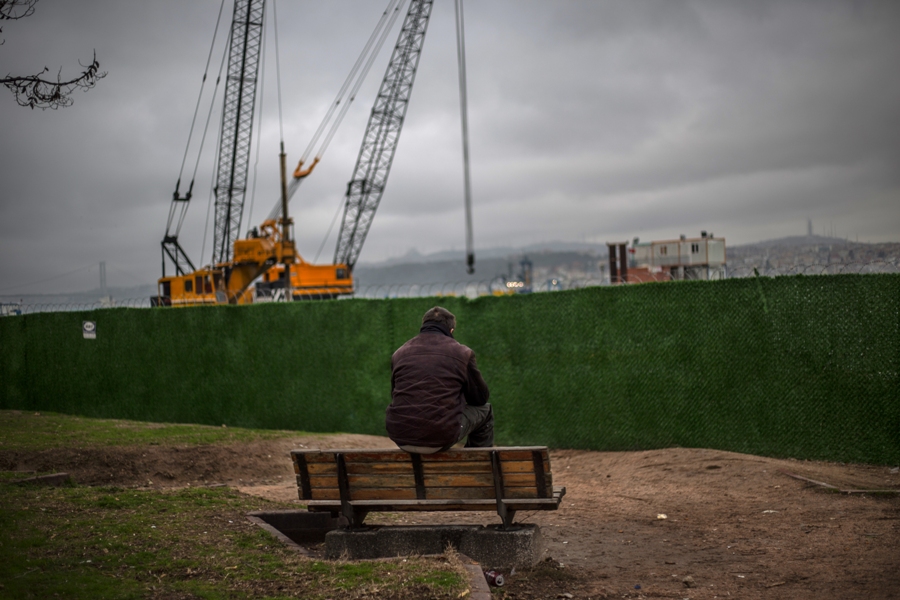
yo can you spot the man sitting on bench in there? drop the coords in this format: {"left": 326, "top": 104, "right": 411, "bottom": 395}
{"left": 386, "top": 306, "right": 494, "bottom": 454}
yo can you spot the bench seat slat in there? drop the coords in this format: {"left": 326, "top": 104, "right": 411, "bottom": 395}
{"left": 294, "top": 446, "right": 550, "bottom": 454}
{"left": 303, "top": 473, "right": 553, "bottom": 492}
{"left": 308, "top": 459, "right": 549, "bottom": 477}
{"left": 307, "top": 500, "right": 561, "bottom": 512}
{"left": 426, "top": 459, "right": 550, "bottom": 476}
{"left": 306, "top": 463, "right": 338, "bottom": 475}
{"left": 425, "top": 472, "right": 551, "bottom": 488}
{"left": 309, "top": 488, "right": 341, "bottom": 500}
{"left": 346, "top": 463, "right": 412, "bottom": 475}
{"left": 308, "top": 475, "right": 339, "bottom": 489}
{"left": 303, "top": 451, "right": 411, "bottom": 463}
{"left": 348, "top": 474, "right": 417, "bottom": 488}
{"left": 295, "top": 447, "right": 549, "bottom": 462}
{"left": 357, "top": 472, "right": 550, "bottom": 489}
{"left": 421, "top": 449, "right": 548, "bottom": 462}
{"left": 307, "top": 485, "right": 555, "bottom": 501}
{"left": 306, "top": 486, "right": 565, "bottom": 513}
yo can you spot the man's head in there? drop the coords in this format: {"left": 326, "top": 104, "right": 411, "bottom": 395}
{"left": 422, "top": 306, "right": 456, "bottom": 332}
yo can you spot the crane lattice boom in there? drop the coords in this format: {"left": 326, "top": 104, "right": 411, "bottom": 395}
{"left": 333, "top": 0, "right": 434, "bottom": 271}
{"left": 212, "top": 0, "right": 265, "bottom": 266}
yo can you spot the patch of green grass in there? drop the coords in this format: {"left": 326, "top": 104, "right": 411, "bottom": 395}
{"left": 331, "top": 563, "right": 382, "bottom": 589}
{"left": 0, "top": 410, "right": 310, "bottom": 450}
{"left": 0, "top": 483, "right": 465, "bottom": 599}
{"left": 412, "top": 569, "right": 463, "bottom": 588}
{"left": 293, "top": 560, "right": 465, "bottom": 597}
{"left": 0, "top": 411, "right": 466, "bottom": 598}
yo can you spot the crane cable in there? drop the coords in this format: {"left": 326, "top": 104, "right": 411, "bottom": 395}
{"left": 310, "top": 0, "right": 410, "bottom": 259}
{"left": 314, "top": 0, "right": 405, "bottom": 159}
{"left": 198, "top": 27, "right": 234, "bottom": 267}
{"left": 302, "top": 0, "right": 404, "bottom": 165}
{"left": 199, "top": 111, "right": 225, "bottom": 268}
{"left": 266, "top": 0, "right": 407, "bottom": 222}
{"left": 245, "top": 2, "right": 270, "bottom": 232}
{"left": 167, "top": 0, "right": 228, "bottom": 241}
{"left": 455, "top": 0, "right": 475, "bottom": 274}
{"left": 273, "top": 0, "right": 286, "bottom": 148}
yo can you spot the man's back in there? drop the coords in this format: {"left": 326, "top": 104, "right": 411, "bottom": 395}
{"left": 386, "top": 330, "right": 472, "bottom": 449}
{"left": 385, "top": 306, "right": 493, "bottom": 453}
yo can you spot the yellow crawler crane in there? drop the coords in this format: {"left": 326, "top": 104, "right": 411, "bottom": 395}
{"left": 252, "top": 159, "right": 353, "bottom": 301}
{"left": 256, "top": 260, "right": 352, "bottom": 301}
{"left": 156, "top": 218, "right": 296, "bottom": 306}
{"left": 259, "top": 0, "right": 437, "bottom": 301}
{"left": 154, "top": 0, "right": 448, "bottom": 306}
{"left": 154, "top": 0, "right": 275, "bottom": 307}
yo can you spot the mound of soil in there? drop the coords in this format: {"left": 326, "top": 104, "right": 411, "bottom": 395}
{"left": 0, "top": 433, "right": 386, "bottom": 488}
{"left": 4, "top": 437, "right": 898, "bottom": 599}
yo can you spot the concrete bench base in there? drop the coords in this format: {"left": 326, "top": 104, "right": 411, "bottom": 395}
{"left": 325, "top": 524, "right": 544, "bottom": 568}
{"left": 247, "top": 510, "right": 340, "bottom": 547}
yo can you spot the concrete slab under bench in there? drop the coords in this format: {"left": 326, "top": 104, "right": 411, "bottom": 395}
{"left": 324, "top": 523, "right": 544, "bottom": 568}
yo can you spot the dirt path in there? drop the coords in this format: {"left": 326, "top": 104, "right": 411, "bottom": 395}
{"left": 5, "top": 436, "right": 898, "bottom": 599}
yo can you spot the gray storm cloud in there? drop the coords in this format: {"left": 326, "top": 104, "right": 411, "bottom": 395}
{"left": 0, "top": 0, "right": 897, "bottom": 294}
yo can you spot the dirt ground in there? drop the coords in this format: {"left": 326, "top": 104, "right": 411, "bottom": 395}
{"left": 5, "top": 435, "right": 899, "bottom": 600}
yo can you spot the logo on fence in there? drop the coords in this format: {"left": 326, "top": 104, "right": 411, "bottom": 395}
{"left": 82, "top": 321, "right": 96, "bottom": 340}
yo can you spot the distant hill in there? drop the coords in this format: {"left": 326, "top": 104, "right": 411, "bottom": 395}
{"left": 732, "top": 234, "right": 852, "bottom": 249}
{"left": 358, "top": 240, "right": 608, "bottom": 268}
{"left": 0, "top": 285, "right": 156, "bottom": 306}
{"left": 354, "top": 248, "right": 605, "bottom": 288}
{"left": 5, "top": 236, "right": 896, "bottom": 303}
{"left": 728, "top": 235, "right": 899, "bottom": 270}
{"left": 355, "top": 235, "right": 900, "bottom": 287}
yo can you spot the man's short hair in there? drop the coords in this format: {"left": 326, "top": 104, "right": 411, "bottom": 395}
{"left": 422, "top": 306, "right": 456, "bottom": 331}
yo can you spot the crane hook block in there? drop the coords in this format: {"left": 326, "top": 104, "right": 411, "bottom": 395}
{"left": 293, "top": 156, "right": 321, "bottom": 179}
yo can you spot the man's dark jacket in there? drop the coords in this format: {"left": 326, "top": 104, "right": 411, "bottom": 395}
{"left": 385, "top": 322, "right": 490, "bottom": 449}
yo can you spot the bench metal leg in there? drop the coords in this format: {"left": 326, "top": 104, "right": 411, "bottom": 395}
{"left": 503, "top": 508, "right": 517, "bottom": 529}
{"left": 491, "top": 450, "right": 516, "bottom": 529}
{"left": 335, "top": 453, "right": 368, "bottom": 528}
{"left": 350, "top": 509, "right": 369, "bottom": 529}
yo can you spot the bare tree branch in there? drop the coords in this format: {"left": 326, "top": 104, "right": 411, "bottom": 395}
{"left": 0, "top": 0, "right": 37, "bottom": 40}
{"left": 1, "top": 52, "right": 106, "bottom": 109}
{"left": 0, "top": 0, "right": 106, "bottom": 108}
{"left": 0, "top": 0, "right": 37, "bottom": 20}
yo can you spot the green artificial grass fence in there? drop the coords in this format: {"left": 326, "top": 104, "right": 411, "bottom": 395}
{"left": 1, "top": 274, "right": 898, "bottom": 464}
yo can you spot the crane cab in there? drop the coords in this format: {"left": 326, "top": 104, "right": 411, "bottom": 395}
{"left": 152, "top": 269, "right": 226, "bottom": 307}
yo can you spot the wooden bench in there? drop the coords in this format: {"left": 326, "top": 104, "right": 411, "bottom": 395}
{"left": 290, "top": 446, "right": 566, "bottom": 529}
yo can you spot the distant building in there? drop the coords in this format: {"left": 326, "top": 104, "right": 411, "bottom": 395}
{"left": 615, "top": 231, "right": 726, "bottom": 282}
{"left": 0, "top": 302, "right": 22, "bottom": 317}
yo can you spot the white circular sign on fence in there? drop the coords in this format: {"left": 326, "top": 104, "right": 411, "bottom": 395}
{"left": 82, "top": 320, "right": 96, "bottom": 339}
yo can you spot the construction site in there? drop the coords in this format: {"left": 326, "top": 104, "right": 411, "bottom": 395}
{"left": 153, "top": 0, "right": 477, "bottom": 307}
{"left": 1, "top": 1, "right": 898, "bottom": 599}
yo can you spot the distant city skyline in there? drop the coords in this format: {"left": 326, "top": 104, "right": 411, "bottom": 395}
{"left": 2, "top": 231, "right": 897, "bottom": 300}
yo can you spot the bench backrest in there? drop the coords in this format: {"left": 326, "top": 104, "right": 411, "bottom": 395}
{"left": 291, "top": 446, "right": 554, "bottom": 502}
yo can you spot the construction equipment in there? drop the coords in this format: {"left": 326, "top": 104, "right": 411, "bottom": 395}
{"left": 153, "top": 0, "right": 463, "bottom": 306}
{"left": 263, "top": 0, "right": 435, "bottom": 300}
{"left": 154, "top": 0, "right": 291, "bottom": 306}
{"left": 154, "top": 218, "right": 296, "bottom": 306}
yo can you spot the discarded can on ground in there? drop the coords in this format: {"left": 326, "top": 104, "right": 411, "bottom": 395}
{"left": 484, "top": 570, "right": 505, "bottom": 587}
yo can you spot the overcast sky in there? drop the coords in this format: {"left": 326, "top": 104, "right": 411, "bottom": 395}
{"left": 1, "top": 0, "right": 898, "bottom": 295}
